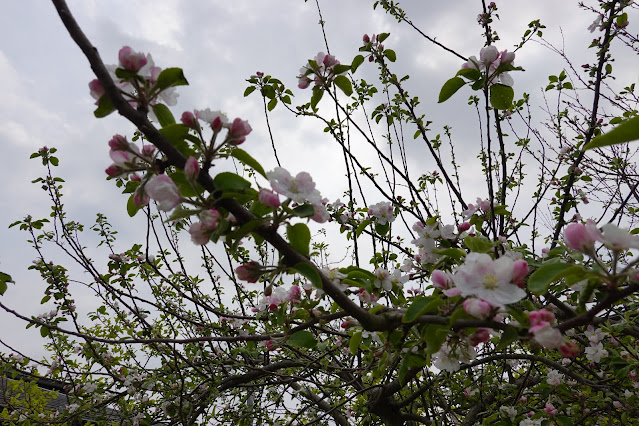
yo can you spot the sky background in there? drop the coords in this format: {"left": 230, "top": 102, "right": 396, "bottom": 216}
{"left": 0, "top": 1, "right": 632, "bottom": 362}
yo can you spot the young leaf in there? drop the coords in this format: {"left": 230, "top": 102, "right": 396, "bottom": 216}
{"left": 351, "top": 55, "right": 365, "bottom": 72}
{"left": 293, "top": 263, "right": 322, "bottom": 289}
{"left": 349, "top": 331, "right": 362, "bottom": 355}
{"left": 334, "top": 75, "right": 353, "bottom": 96}
{"left": 403, "top": 297, "right": 443, "bottom": 323}
{"left": 384, "top": 49, "right": 397, "bottom": 62}
{"left": 456, "top": 68, "right": 481, "bottom": 81}
{"left": 528, "top": 262, "right": 581, "bottom": 295}
{"left": 288, "top": 330, "right": 317, "bottom": 348}
{"left": 0, "top": 272, "right": 14, "bottom": 296}
{"left": 585, "top": 116, "right": 639, "bottom": 150}
{"left": 212, "top": 172, "right": 252, "bottom": 192}
{"left": 94, "top": 95, "right": 116, "bottom": 118}
{"left": 152, "top": 103, "right": 176, "bottom": 127}
{"left": 127, "top": 194, "right": 142, "bottom": 217}
{"left": 229, "top": 148, "right": 267, "bottom": 178}
{"left": 244, "top": 86, "right": 256, "bottom": 97}
{"left": 311, "top": 86, "right": 324, "bottom": 110}
{"left": 489, "top": 84, "right": 514, "bottom": 110}
{"left": 287, "top": 223, "right": 311, "bottom": 257}
{"left": 155, "top": 67, "right": 189, "bottom": 91}
{"left": 438, "top": 77, "right": 466, "bottom": 103}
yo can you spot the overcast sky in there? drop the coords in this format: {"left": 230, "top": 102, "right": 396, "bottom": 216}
{"left": 0, "top": 0, "right": 630, "bottom": 361}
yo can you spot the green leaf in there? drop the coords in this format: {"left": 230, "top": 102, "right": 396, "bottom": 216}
{"left": 127, "top": 194, "right": 142, "bottom": 217}
{"left": 422, "top": 324, "right": 449, "bottom": 355}
{"left": 159, "top": 124, "right": 195, "bottom": 157}
{"left": 496, "top": 326, "right": 520, "bottom": 350}
{"left": 164, "top": 206, "right": 201, "bottom": 222}
{"left": 0, "top": 272, "right": 14, "bottom": 296}
{"left": 229, "top": 148, "right": 267, "bottom": 178}
{"left": 351, "top": 55, "right": 365, "bottom": 72}
{"left": 311, "top": 86, "right": 324, "bottom": 110}
{"left": 292, "top": 204, "right": 316, "bottom": 218}
{"left": 155, "top": 67, "right": 189, "bottom": 91}
{"left": 356, "top": 219, "right": 372, "bottom": 237}
{"left": 288, "top": 330, "right": 317, "bottom": 348}
{"left": 377, "top": 33, "right": 390, "bottom": 43}
{"left": 333, "top": 75, "right": 353, "bottom": 96}
{"left": 403, "top": 297, "right": 443, "bottom": 323}
{"left": 464, "top": 236, "right": 494, "bottom": 253}
{"left": 40, "top": 326, "right": 50, "bottom": 338}
{"left": 438, "top": 77, "right": 466, "bottom": 103}
{"left": 293, "top": 263, "right": 322, "bottom": 289}
{"left": 287, "top": 223, "right": 311, "bottom": 257}
{"left": 349, "top": 331, "right": 362, "bottom": 355}
{"left": 244, "top": 86, "right": 256, "bottom": 97}
{"left": 333, "top": 64, "right": 352, "bottom": 75}
{"left": 384, "top": 49, "right": 397, "bottom": 62}
{"left": 585, "top": 116, "right": 639, "bottom": 150}
{"left": 94, "top": 94, "right": 116, "bottom": 118}
{"left": 555, "top": 416, "right": 574, "bottom": 426}
{"left": 456, "top": 68, "right": 481, "bottom": 81}
{"left": 375, "top": 222, "right": 390, "bottom": 236}
{"left": 212, "top": 172, "right": 252, "bottom": 192}
{"left": 489, "top": 84, "right": 514, "bottom": 110}
{"left": 152, "top": 103, "right": 176, "bottom": 128}
{"left": 528, "top": 262, "right": 580, "bottom": 295}
{"left": 267, "top": 98, "right": 278, "bottom": 111}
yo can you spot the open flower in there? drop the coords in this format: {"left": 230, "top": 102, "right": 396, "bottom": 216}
{"left": 452, "top": 253, "right": 526, "bottom": 306}
{"left": 145, "top": 174, "right": 180, "bottom": 211}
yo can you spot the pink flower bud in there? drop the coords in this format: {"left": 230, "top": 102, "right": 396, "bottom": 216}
{"left": 141, "top": 144, "right": 156, "bottom": 157}
{"left": 363, "top": 34, "right": 370, "bottom": 43}
{"left": 188, "top": 222, "right": 210, "bottom": 245}
{"left": 184, "top": 156, "right": 200, "bottom": 182}
{"left": 559, "top": 341, "right": 580, "bottom": 358}
{"left": 544, "top": 403, "right": 557, "bottom": 416}
{"left": 529, "top": 309, "right": 555, "bottom": 326}
{"left": 108, "top": 134, "right": 129, "bottom": 150}
{"left": 133, "top": 186, "right": 149, "bottom": 207}
{"left": 458, "top": 222, "right": 471, "bottom": 232}
{"left": 431, "top": 269, "right": 452, "bottom": 289}
{"left": 470, "top": 328, "right": 491, "bottom": 346}
{"left": 118, "top": 46, "right": 147, "bottom": 72}
{"left": 287, "top": 285, "right": 301, "bottom": 303}
{"left": 564, "top": 222, "right": 596, "bottom": 253}
{"left": 105, "top": 164, "right": 123, "bottom": 177}
{"left": 145, "top": 174, "right": 180, "bottom": 211}
{"left": 88, "top": 79, "right": 105, "bottom": 101}
{"left": 512, "top": 260, "right": 529, "bottom": 286}
{"left": 530, "top": 322, "right": 564, "bottom": 349}
{"left": 258, "top": 188, "right": 281, "bottom": 208}
{"left": 235, "top": 261, "right": 263, "bottom": 283}
{"left": 181, "top": 111, "right": 198, "bottom": 129}
{"left": 227, "top": 118, "right": 252, "bottom": 145}
{"left": 463, "top": 298, "right": 492, "bottom": 319}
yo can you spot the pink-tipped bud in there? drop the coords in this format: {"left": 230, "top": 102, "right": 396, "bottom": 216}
{"left": 470, "top": 328, "right": 491, "bottom": 346}
{"left": 463, "top": 298, "right": 492, "bottom": 319}
{"left": 141, "top": 144, "right": 156, "bottom": 157}
{"left": 559, "top": 341, "right": 580, "bottom": 358}
{"left": 529, "top": 309, "right": 555, "bottom": 327}
{"left": 235, "top": 261, "right": 263, "bottom": 283}
{"left": 564, "top": 222, "right": 596, "bottom": 253}
{"left": 133, "top": 186, "right": 149, "bottom": 207}
{"left": 363, "top": 34, "right": 371, "bottom": 43}
{"left": 181, "top": 111, "right": 198, "bottom": 129}
{"left": 258, "top": 188, "right": 280, "bottom": 209}
{"left": 458, "top": 222, "right": 471, "bottom": 232}
{"left": 512, "top": 260, "right": 529, "bottom": 287}
{"left": 118, "top": 46, "right": 147, "bottom": 72}
{"left": 105, "top": 164, "right": 123, "bottom": 177}
{"left": 431, "top": 269, "right": 452, "bottom": 289}
{"left": 88, "top": 79, "right": 105, "bottom": 101}
{"left": 184, "top": 156, "right": 200, "bottom": 182}
{"left": 108, "top": 134, "right": 128, "bottom": 150}
{"left": 227, "top": 118, "right": 252, "bottom": 145}
{"left": 287, "top": 285, "right": 302, "bottom": 303}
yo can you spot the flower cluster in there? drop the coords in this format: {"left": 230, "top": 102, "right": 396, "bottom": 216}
{"left": 298, "top": 52, "right": 345, "bottom": 89}
{"left": 368, "top": 201, "right": 395, "bottom": 225}
{"left": 89, "top": 46, "right": 179, "bottom": 110}
{"left": 565, "top": 221, "right": 639, "bottom": 255}
{"left": 267, "top": 167, "right": 329, "bottom": 223}
{"left": 411, "top": 221, "right": 457, "bottom": 265}
{"left": 462, "top": 46, "right": 515, "bottom": 86}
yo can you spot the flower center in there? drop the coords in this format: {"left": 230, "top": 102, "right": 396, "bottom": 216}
{"left": 482, "top": 274, "right": 499, "bottom": 290}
